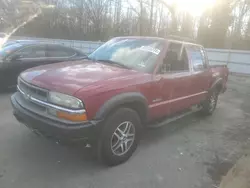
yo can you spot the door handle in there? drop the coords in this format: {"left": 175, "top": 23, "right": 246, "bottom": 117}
{"left": 155, "top": 75, "right": 166, "bottom": 81}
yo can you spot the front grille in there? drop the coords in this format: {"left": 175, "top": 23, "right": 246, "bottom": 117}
{"left": 18, "top": 78, "right": 48, "bottom": 102}
{"left": 16, "top": 78, "right": 86, "bottom": 123}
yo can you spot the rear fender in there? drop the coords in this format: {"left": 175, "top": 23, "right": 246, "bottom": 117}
{"left": 209, "top": 78, "right": 223, "bottom": 93}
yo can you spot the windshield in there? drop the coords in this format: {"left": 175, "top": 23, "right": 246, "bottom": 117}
{"left": 2, "top": 41, "right": 18, "bottom": 48}
{"left": 88, "top": 38, "right": 164, "bottom": 73}
{"left": 0, "top": 43, "right": 22, "bottom": 57}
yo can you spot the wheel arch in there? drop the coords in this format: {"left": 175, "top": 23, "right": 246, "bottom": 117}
{"left": 209, "top": 78, "right": 223, "bottom": 93}
{"left": 94, "top": 92, "right": 149, "bottom": 124}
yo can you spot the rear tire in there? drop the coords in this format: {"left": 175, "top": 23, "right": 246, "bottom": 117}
{"left": 98, "top": 108, "right": 141, "bottom": 166}
{"left": 200, "top": 89, "right": 219, "bottom": 115}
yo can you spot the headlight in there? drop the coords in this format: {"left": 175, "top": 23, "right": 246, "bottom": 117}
{"left": 48, "top": 92, "right": 87, "bottom": 122}
{"left": 48, "top": 91, "right": 84, "bottom": 109}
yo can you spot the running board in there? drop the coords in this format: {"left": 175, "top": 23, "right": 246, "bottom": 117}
{"left": 147, "top": 106, "right": 201, "bottom": 128}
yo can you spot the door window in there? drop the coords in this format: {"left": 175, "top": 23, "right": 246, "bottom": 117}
{"left": 187, "top": 46, "right": 206, "bottom": 71}
{"left": 47, "top": 46, "right": 76, "bottom": 58}
{"left": 15, "top": 45, "right": 46, "bottom": 58}
{"left": 160, "top": 42, "right": 189, "bottom": 73}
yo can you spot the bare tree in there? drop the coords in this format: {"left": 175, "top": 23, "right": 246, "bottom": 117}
{"left": 1, "top": 0, "right": 250, "bottom": 49}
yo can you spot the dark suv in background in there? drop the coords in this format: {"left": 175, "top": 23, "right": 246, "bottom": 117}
{"left": 0, "top": 41, "right": 85, "bottom": 90}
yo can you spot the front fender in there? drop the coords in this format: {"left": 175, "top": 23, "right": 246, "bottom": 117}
{"left": 94, "top": 92, "right": 148, "bottom": 120}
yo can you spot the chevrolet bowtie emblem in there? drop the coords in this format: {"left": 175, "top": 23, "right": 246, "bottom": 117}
{"left": 24, "top": 93, "right": 31, "bottom": 100}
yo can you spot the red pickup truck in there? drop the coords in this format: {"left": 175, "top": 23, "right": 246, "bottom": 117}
{"left": 11, "top": 37, "right": 228, "bottom": 166}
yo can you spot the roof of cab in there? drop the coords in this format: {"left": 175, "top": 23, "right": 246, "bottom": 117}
{"left": 114, "top": 36, "right": 201, "bottom": 46}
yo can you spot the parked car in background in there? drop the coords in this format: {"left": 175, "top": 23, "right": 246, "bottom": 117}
{"left": 2, "top": 40, "right": 39, "bottom": 48}
{"left": 0, "top": 32, "right": 7, "bottom": 47}
{"left": 0, "top": 41, "right": 86, "bottom": 90}
{"left": 11, "top": 36, "right": 228, "bottom": 166}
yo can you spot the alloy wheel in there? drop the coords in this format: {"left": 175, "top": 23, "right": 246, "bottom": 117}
{"left": 110, "top": 121, "right": 135, "bottom": 156}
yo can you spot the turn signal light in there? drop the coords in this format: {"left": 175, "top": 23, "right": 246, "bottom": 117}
{"left": 56, "top": 111, "right": 88, "bottom": 122}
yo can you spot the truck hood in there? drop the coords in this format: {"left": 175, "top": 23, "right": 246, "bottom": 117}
{"left": 20, "top": 60, "right": 141, "bottom": 95}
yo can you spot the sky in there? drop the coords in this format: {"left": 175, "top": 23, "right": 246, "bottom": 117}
{"left": 127, "top": 0, "right": 217, "bottom": 17}
{"left": 170, "top": 0, "right": 216, "bottom": 17}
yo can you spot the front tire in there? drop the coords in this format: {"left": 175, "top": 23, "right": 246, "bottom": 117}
{"left": 99, "top": 108, "right": 141, "bottom": 166}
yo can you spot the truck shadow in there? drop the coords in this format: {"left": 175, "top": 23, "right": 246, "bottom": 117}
{"left": 141, "top": 113, "right": 204, "bottom": 146}
{"left": 3, "top": 112, "right": 213, "bottom": 185}
{"left": 13, "top": 112, "right": 205, "bottom": 169}
{"left": 9, "top": 131, "right": 104, "bottom": 174}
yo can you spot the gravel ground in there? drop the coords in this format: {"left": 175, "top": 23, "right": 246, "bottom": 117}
{"left": 0, "top": 75, "right": 250, "bottom": 188}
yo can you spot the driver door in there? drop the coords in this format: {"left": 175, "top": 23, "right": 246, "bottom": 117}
{"left": 164, "top": 43, "right": 194, "bottom": 114}
{"left": 150, "top": 42, "right": 192, "bottom": 118}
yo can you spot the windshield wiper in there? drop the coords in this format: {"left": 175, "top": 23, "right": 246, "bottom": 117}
{"left": 96, "top": 59, "right": 130, "bottom": 69}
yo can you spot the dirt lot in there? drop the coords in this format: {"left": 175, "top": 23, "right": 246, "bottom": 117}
{"left": 0, "top": 75, "right": 250, "bottom": 188}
